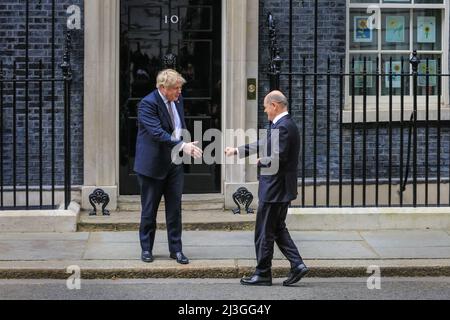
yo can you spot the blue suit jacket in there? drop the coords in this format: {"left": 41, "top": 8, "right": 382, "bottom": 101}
{"left": 134, "top": 89, "right": 187, "bottom": 180}
{"left": 238, "top": 115, "right": 300, "bottom": 203}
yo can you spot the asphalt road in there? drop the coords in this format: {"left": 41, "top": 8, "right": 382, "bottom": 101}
{"left": 0, "top": 277, "right": 449, "bottom": 300}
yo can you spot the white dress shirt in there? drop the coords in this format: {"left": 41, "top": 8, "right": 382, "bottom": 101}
{"left": 272, "top": 111, "right": 289, "bottom": 125}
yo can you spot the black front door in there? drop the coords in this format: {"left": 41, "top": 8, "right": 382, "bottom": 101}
{"left": 120, "top": 0, "right": 222, "bottom": 195}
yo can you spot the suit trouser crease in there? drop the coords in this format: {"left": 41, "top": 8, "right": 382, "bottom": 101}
{"left": 138, "top": 165, "right": 183, "bottom": 254}
{"left": 255, "top": 202, "right": 303, "bottom": 275}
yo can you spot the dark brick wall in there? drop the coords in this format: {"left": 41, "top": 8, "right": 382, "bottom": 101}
{"left": 258, "top": 0, "right": 450, "bottom": 184}
{"left": 0, "top": 0, "right": 84, "bottom": 187}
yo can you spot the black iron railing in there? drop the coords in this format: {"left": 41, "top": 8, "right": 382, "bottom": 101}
{"left": 0, "top": 1, "right": 72, "bottom": 210}
{"left": 268, "top": 13, "right": 450, "bottom": 208}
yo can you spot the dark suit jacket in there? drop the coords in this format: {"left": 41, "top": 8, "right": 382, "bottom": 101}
{"left": 134, "top": 89, "right": 187, "bottom": 180}
{"left": 238, "top": 115, "right": 300, "bottom": 203}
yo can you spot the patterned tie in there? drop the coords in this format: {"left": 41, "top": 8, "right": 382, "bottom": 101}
{"left": 166, "top": 101, "right": 176, "bottom": 129}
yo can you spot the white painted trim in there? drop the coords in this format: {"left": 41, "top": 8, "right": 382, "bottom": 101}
{"left": 221, "top": 0, "right": 226, "bottom": 194}
{"left": 349, "top": 50, "right": 444, "bottom": 53}
{"left": 115, "top": 0, "right": 121, "bottom": 195}
{"left": 342, "top": 107, "right": 450, "bottom": 122}
{"left": 349, "top": 4, "right": 446, "bottom": 9}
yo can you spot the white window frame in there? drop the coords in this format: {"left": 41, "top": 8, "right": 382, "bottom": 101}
{"left": 345, "top": 0, "right": 450, "bottom": 123}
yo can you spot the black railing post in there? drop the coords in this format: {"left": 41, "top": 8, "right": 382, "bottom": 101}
{"left": 61, "top": 30, "right": 73, "bottom": 210}
{"left": 52, "top": 0, "right": 56, "bottom": 208}
{"left": 288, "top": 0, "right": 293, "bottom": 114}
{"left": 410, "top": 50, "right": 420, "bottom": 207}
{"left": 0, "top": 61, "right": 3, "bottom": 209}
{"left": 313, "top": 0, "right": 318, "bottom": 207}
{"left": 375, "top": 56, "right": 380, "bottom": 206}
{"left": 339, "top": 58, "right": 343, "bottom": 207}
{"left": 351, "top": 57, "right": 355, "bottom": 207}
{"left": 399, "top": 57, "right": 405, "bottom": 206}
{"left": 13, "top": 61, "right": 17, "bottom": 207}
{"left": 25, "top": 0, "right": 30, "bottom": 208}
{"left": 268, "top": 13, "right": 281, "bottom": 91}
{"left": 363, "top": 57, "right": 367, "bottom": 207}
{"left": 39, "top": 60, "right": 43, "bottom": 208}
{"left": 425, "top": 58, "right": 430, "bottom": 206}
{"left": 388, "top": 57, "right": 393, "bottom": 206}
{"left": 302, "top": 57, "right": 306, "bottom": 207}
{"left": 326, "top": 56, "right": 331, "bottom": 207}
{"left": 437, "top": 60, "right": 441, "bottom": 206}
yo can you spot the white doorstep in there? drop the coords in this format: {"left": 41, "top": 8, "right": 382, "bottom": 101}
{"left": 0, "top": 202, "right": 80, "bottom": 233}
{"left": 287, "top": 207, "right": 450, "bottom": 230}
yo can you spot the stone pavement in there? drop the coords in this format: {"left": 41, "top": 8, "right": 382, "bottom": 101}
{"left": 0, "top": 230, "right": 450, "bottom": 279}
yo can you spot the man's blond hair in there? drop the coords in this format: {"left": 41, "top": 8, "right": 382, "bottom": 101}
{"left": 156, "top": 69, "right": 186, "bottom": 89}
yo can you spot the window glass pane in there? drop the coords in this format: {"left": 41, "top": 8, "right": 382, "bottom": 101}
{"left": 350, "top": 54, "right": 378, "bottom": 96}
{"left": 383, "top": 0, "right": 411, "bottom": 3}
{"left": 382, "top": 10, "right": 410, "bottom": 50}
{"left": 413, "top": 9, "right": 441, "bottom": 51}
{"left": 381, "top": 54, "right": 410, "bottom": 95}
{"left": 350, "top": 10, "right": 378, "bottom": 50}
{"left": 350, "top": 0, "right": 379, "bottom": 3}
{"left": 415, "top": 0, "right": 443, "bottom": 4}
{"left": 416, "top": 54, "right": 441, "bottom": 96}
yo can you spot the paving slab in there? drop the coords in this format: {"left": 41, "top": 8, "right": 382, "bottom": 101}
{"left": 83, "top": 242, "right": 141, "bottom": 260}
{"left": 176, "top": 231, "right": 253, "bottom": 246}
{"left": 289, "top": 231, "right": 363, "bottom": 241}
{"left": 0, "top": 240, "right": 87, "bottom": 261}
{"left": 85, "top": 230, "right": 364, "bottom": 244}
{"left": 371, "top": 247, "right": 450, "bottom": 259}
{"left": 360, "top": 230, "right": 450, "bottom": 248}
{"left": 296, "top": 241, "right": 380, "bottom": 259}
{"left": 0, "top": 233, "right": 90, "bottom": 241}
{"left": 181, "top": 246, "right": 256, "bottom": 260}
{"left": 88, "top": 231, "right": 252, "bottom": 246}
{"left": 88, "top": 232, "right": 141, "bottom": 243}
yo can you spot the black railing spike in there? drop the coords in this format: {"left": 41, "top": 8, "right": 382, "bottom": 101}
{"left": 60, "top": 30, "right": 72, "bottom": 81}
{"left": 268, "top": 12, "right": 281, "bottom": 90}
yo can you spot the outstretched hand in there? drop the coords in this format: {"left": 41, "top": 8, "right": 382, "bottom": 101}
{"left": 224, "top": 147, "right": 237, "bottom": 157}
{"left": 183, "top": 141, "right": 203, "bottom": 159}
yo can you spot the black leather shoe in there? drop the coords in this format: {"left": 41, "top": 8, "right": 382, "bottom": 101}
{"left": 283, "top": 263, "right": 309, "bottom": 286}
{"left": 240, "top": 274, "right": 272, "bottom": 286}
{"left": 141, "top": 251, "right": 153, "bottom": 263}
{"left": 170, "top": 252, "right": 189, "bottom": 264}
